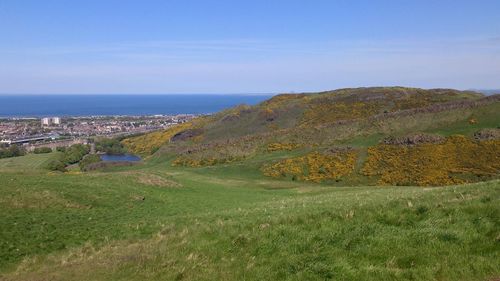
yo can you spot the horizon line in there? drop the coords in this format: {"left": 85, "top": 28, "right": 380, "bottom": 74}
{"left": 0, "top": 86, "right": 499, "bottom": 96}
{"left": 0, "top": 92, "right": 277, "bottom": 96}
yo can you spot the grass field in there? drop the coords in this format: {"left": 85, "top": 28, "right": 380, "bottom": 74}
{"left": 0, "top": 153, "right": 499, "bottom": 280}
{"left": 0, "top": 152, "right": 59, "bottom": 170}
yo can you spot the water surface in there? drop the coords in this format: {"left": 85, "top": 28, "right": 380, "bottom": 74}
{"left": 0, "top": 94, "right": 273, "bottom": 117}
{"left": 100, "top": 154, "right": 141, "bottom": 162}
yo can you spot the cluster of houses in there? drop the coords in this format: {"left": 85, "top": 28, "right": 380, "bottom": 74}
{"left": 1, "top": 114, "right": 198, "bottom": 149}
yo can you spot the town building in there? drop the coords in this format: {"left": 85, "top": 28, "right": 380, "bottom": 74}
{"left": 41, "top": 117, "right": 51, "bottom": 126}
{"left": 41, "top": 117, "right": 61, "bottom": 126}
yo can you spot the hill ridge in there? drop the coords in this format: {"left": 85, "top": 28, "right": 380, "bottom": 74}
{"left": 122, "top": 87, "right": 500, "bottom": 186}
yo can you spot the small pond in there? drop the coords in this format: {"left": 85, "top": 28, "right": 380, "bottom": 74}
{"left": 100, "top": 154, "right": 141, "bottom": 162}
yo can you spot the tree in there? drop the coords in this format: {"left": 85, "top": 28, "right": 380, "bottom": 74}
{"left": 95, "top": 138, "right": 126, "bottom": 155}
{"left": 33, "top": 147, "right": 53, "bottom": 154}
{"left": 0, "top": 145, "right": 26, "bottom": 159}
{"left": 46, "top": 159, "right": 66, "bottom": 172}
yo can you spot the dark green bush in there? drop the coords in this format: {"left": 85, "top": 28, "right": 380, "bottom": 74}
{"left": 45, "top": 144, "right": 91, "bottom": 172}
{"left": 56, "top": 146, "right": 66, "bottom": 152}
{"left": 33, "top": 147, "right": 53, "bottom": 154}
{"left": 95, "top": 138, "right": 126, "bottom": 155}
{"left": 62, "top": 144, "right": 90, "bottom": 165}
{"left": 46, "top": 159, "right": 66, "bottom": 172}
{"left": 0, "top": 145, "right": 26, "bottom": 159}
{"left": 79, "top": 154, "right": 102, "bottom": 171}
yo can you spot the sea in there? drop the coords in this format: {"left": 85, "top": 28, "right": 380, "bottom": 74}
{"left": 0, "top": 94, "right": 274, "bottom": 117}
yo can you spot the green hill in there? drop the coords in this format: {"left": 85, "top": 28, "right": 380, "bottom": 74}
{"left": 0, "top": 153, "right": 498, "bottom": 281}
{"left": 1, "top": 87, "right": 499, "bottom": 280}
{"left": 123, "top": 87, "right": 500, "bottom": 186}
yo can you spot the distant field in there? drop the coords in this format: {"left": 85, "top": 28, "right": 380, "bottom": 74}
{"left": 0, "top": 152, "right": 59, "bottom": 170}
{"left": 0, "top": 157, "right": 498, "bottom": 280}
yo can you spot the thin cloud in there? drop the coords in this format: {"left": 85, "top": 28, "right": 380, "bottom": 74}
{"left": 1, "top": 37, "right": 499, "bottom": 93}
{"left": 2, "top": 37, "right": 498, "bottom": 60}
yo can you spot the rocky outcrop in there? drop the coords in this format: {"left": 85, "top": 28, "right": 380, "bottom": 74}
{"left": 170, "top": 129, "right": 204, "bottom": 142}
{"left": 382, "top": 133, "right": 445, "bottom": 146}
{"left": 474, "top": 128, "right": 500, "bottom": 141}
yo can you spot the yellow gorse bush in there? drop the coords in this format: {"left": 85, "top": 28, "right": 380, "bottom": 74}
{"left": 302, "top": 102, "right": 379, "bottom": 126}
{"left": 262, "top": 150, "right": 357, "bottom": 182}
{"left": 262, "top": 93, "right": 305, "bottom": 109}
{"left": 172, "top": 155, "right": 244, "bottom": 167}
{"left": 267, "top": 143, "right": 301, "bottom": 152}
{"left": 121, "top": 122, "right": 193, "bottom": 156}
{"left": 299, "top": 90, "right": 456, "bottom": 127}
{"left": 363, "top": 135, "right": 500, "bottom": 186}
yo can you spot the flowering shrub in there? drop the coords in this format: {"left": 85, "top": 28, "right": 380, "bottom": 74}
{"left": 362, "top": 135, "right": 500, "bottom": 186}
{"left": 299, "top": 88, "right": 475, "bottom": 126}
{"left": 301, "top": 102, "right": 380, "bottom": 126}
{"left": 172, "top": 155, "right": 244, "bottom": 167}
{"left": 267, "top": 143, "right": 301, "bottom": 152}
{"left": 261, "top": 150, "right": 357, "bottom": 182}
{"left": 121, "top": 122, "right": 193, "bottom": 156}
{"left": 262, "top": 94, "right": 305, "bottom": 109}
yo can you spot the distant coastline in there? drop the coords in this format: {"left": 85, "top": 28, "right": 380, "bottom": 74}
{"left": 0, "top": 94, "right": 273, "bottom": 118}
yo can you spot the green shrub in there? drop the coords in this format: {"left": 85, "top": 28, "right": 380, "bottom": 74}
{"left": 0, "top": 145, "right": 26, "bottom": 159}
{"left": 33, "top": 147, "right": 53, "bottom": 154}
{"left": 79, "top": 154, "right": 102, "bottom": 171}
{"left": 45, "top": 159, "right": 66, "bottom": 172}
{"left": 95, "top": 138, "right": 127, "bottom": 155}
{"left": 45, "top": 144, "right": 91, "bottom": 172}
{"left": 62, "top": 144, "right": 90, "bottom": 165}
{"left": 55, "top": 146, "right": 66, "bottom": 152}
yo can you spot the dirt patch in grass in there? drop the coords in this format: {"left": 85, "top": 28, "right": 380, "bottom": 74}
{"left": 135, "top": 173, "right": 182, "bottom": 188}
{"left": 0, "top": 190, "right": 89, "bottom": 210}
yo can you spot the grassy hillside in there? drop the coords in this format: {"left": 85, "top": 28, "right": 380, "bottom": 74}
{"left": 122, "top": 87, "right": 500, "bottom": 186}
{"left": 0, "top": 152, "right": 60, "bottom": 170}
{"left": 0, "top": 153, "right": 499, "bottom": 280}
{"left": 1, "top": 87, "right": 499, "bottom": 280}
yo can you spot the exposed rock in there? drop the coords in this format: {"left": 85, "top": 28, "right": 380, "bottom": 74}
{"left": 132, "top": 195, "right": 145, "bottom": 201}
{"left": 382, "top": 133, "right": 445, "bottom": 146}
{"left": 170, "top": 129, "right": 204, "bottom": 142}
{"left": 474, "top": 128, "right": 500, "bottom": 141}
{"left": 258, "top": 109, "right": 277, "bottom": 122}
{"left": 221, "top": 114, "right": 240, "bottom": 122}
{"left": 239, "top": 108, "right": 254, "bottom": 115}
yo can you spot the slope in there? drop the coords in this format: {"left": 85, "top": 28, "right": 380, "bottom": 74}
{"left": 122, "top": 87, "right": 500, "bottom": 186}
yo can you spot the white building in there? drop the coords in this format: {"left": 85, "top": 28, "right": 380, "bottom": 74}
{"left": 41, "top": 117, "right": 51, "bottom": 126}
{"left": 41, "top": 117, "right": 61, "bottom": 126}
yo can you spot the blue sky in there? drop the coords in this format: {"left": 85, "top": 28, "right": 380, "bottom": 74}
{"left": 0, "top": 0, "right": 499, "bottom": 94}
